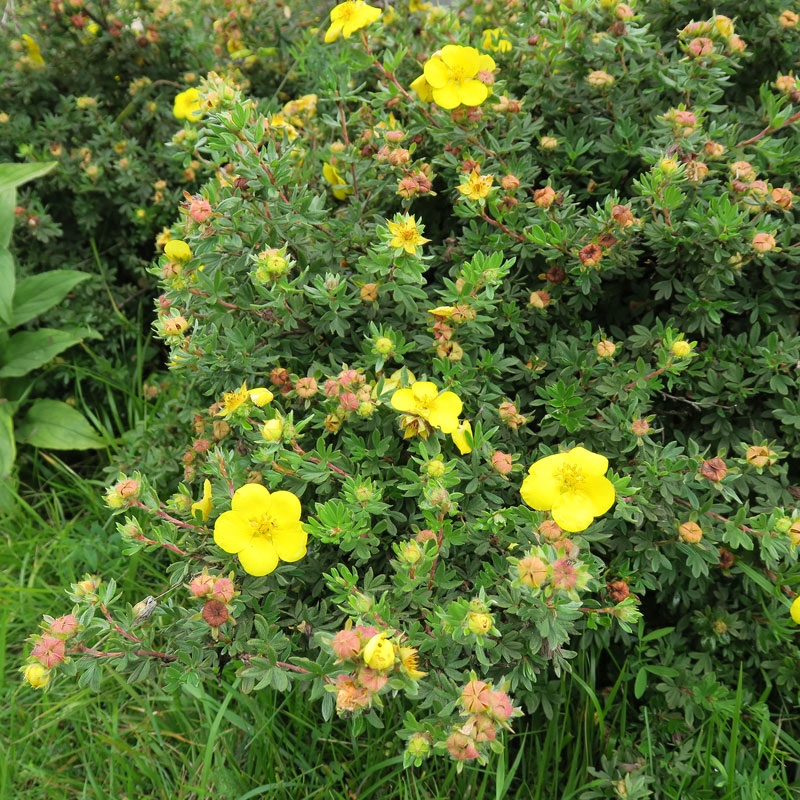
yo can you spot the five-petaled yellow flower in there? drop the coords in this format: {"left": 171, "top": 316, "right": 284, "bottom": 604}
{"left": 422, "top": 45, "right": 496, "bottom": 109}
{"left": 387, "top": 215, "right": 430, "bottom": 255}
{"left": 192, "top": 479, "right": 213, "bottom": 521}
{"left": 214, "top": 484, "right": 307, "bottom": 576}
{"left": 482, "top": 28, "right": 512, "bottom": 53}
{"left": 410, "top": 74, "right": 434, "bottom": 102}
{"left": 323, "top": 162, "right": 352, "bottom": 200}
{"left": 458, "top": 170, "right": 494, "bottom": 201}
{"left": 173, "top": 88, "right": 203, "bottom": 121}
{"left": 398, "top": 646, "right": 426, "bottom": 679}
{"left": 218, "top": 382, "right": 274, "bottom": 416}
{"left": 391, "top": 380, "right": 462, "bottom": 435}
{"left": 520, "top": 446, "right": 616, "bottom": 533}
{"left": 324, "top": 1, "right": 382, "bottom": 43}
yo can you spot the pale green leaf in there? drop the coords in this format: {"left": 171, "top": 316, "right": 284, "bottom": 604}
{"left": 0, "top": 162, "right": 57, "bottom": 193}
{"left": 0, "top": 403, "right": 15, "bottom": 477}
{"left": 0, "top": 328, "right": 83, "bottom": 378}
{"left": 12, "top": 270, "right": 89, "bottom": 327}
{"left": 0, "top": 250, "right": 14, "bottom": 326}
{"left": 15, "top": 399, "right": 103, "bottom": 449}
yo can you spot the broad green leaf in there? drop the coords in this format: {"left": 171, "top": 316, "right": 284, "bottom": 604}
{"left": 0, "top": 162, "right": 57, "bottom": 193}
{"left": 11, "top": 270, "right": 89, "bottom": 327}
{"left": 0, "top": 188, "right": 14, "bottom": 249}
{"left": 0, "top": 328, "right": 83, "bottom": 378}
{"left": 634, "top": 666, "right": 648, "bottom": 699}
{"left": 0, "top": 403, "right": 15, "bottom": 477}
{"left": 15, "top": 399, "right": 103, "bottom": 450}
{"left": 0, "top": 250, "right": 14, "bottom": 326}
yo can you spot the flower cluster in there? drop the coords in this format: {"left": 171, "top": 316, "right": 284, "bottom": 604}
{"left": 21, "top": 613, "right": 80, "bottom": 689}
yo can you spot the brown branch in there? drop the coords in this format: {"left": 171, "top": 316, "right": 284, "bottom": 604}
{"left": 99, "top": 603, "right": 141, "bottom": 643}
{"left": 624, "top": 366, "right": 666, "bottom": 391}
{"left": 736, "top": 108, "right": 800, "bottom": 148}
{"left": 481, "top": 211, "right": 525, "bottom": 241}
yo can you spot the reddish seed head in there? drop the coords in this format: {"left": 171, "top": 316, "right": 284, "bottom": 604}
{"left": 491, "top": 451, "right": 513, "bottom": 475}
{"left": 488, "top": 690, "right": 514, "bottom": 721}
{"left": 700, "top": 457, "right": 727, "bottom": 482}
{"left": 446, "top": 731, "right": 480, "bottom": 761}
{"left": 202, "top": 599, "right": 229, "bottom": 627}
{"left": 551, "top": 558, "right": 578, "bottom": 590}
{"left": 339, "top": 392, "right": 359, "bottom": 411}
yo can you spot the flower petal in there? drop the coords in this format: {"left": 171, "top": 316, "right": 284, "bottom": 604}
{"left": 231, "top": 483, "right": 271, "bottom": 519}
{"left": 478, "top": 53, "right": 497, "bottom": 72}
{"left": 423, "top": 56, "right": 450, "bottom": 88}
{"left": 266, "top": 490, "right": 302, "bottom": 524}
{"left": 238, "top": 539, "right": 279, "bottom": 576}
{"left": 567, "top": 446, "right": 608, "bottom": 477}
{"left": 428, "top": 391, "right": 463, "bottom": 433}
{"left": 412, "top": 381, "right": 439, "bottom": 403}
{"left": 551, "top": 492, "right": 597, "bottom": 533}
{"left": 527, "top": 451, "right": 568, "bottom": 476}
{"left": 459, "top": 79, "right": 488, "bottom": 107}
{"left": 324, "top": 19, "right": 344, "bottom": 42}
{"left": 214, "top": 510, "right": 253, "bottom": 553}
{"left": 273, "top": 524, "right": 308, "bottom": 561}
{"left": 584, "top": 476, "right": 616, "bottom": 516}
{"left": 391, "top": 388, "right": 416, "bottom": 412}
{"left": 431, "top": 84, "right": 461, "bottom": 109}
{"left": 441, "top": 44, "right": 480, "bottom": 76}
{"left": 520, "top": 471, "right": 561, "bottom": 511}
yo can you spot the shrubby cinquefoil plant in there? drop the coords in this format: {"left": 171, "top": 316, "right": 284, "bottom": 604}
{"left": 21, "top": 0, "right": 800, "bottom": 775}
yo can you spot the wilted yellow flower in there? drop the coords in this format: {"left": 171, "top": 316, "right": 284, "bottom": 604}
{"left": 191, "top": 479, "right": 213, "bottom": 521}
{"left": 363, "top": 632, "right": 395, "bottom": 670}
{"left": 173, "top": 88, "right": 203, "bottom": 121}
{"left": 520, "top": 447, "right": 616, "bottom": 533}
{"left": 214, "top": 484, "right": 306, "bottom": 576}
{"left": 387, "top": 215, "right": 430, "bottom": 255}
{"left": 323, "top": 162, "right": 351, "bottom": 200}
{"left": 458, "top": 170, "right": 494, "bottom": 200}
{"left": 482, "top": 28, "right": 512, "bottom": 53}
{"left": 422, "top": 45, "right": 496, "bottom": 109}
{"left": 324, "top": 1, "right": 382, "bottom": 43}
{"left": 398, "top": 646, "right": 426, "bottom": 679}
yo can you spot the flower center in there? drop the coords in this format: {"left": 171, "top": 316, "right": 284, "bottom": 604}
{"left": 251, "top": 514, "right": 277, "bottom": 539}
{"left": 340, "top": 1, "right": 357, "bottom": 19}
{"left": 556, "top": 463, "right": 585, "bottom": 492}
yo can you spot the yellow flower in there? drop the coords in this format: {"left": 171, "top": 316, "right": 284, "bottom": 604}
{"left": 324, "top": 1, "right": 382, "bottom": 43}
{"left": 791, "top": 596, "right": 800, "bottom": 625}
{"left": 451, "top": 420, "right": 473, "bottom": 454}
{"left": 458, "top": 170, "right": 494, "bottom": 201}
{"left": 164, "top": 239, "right": 192, "bottom": 262}
{"left": 387, "top": 215, "right": 430, "bottom": 255}
{"left": 21, "top": 34, "right": 45, "bottom": 66}
{"left": 363, "top": 632, "right": 396, "bottom": 670}
{"left": 482, "top": 28, "right": 512, "bottom": 53}
{"left": 156, "top": 228, "right": 172, "bottom": 249}
{"left": 173, "top": 88, "right": 203, "bottom": 121}
{"left": 22, "top": 663, "right": 50, "bottom": 689}
{"left": 249, "top": 387, "right": 274, "bottom": 407}
{"left": 213, "top": 484, "right": 306, "bottom": 576}
{"left": 398, "top": 646, "right": 426, "bottom": 679}
{"left": 323, "top": 162, "right": 351, "bottom": 200}
{"left": 391, "top": 381, "right": 462, "bottom": 435}
{"left": 382, "top": 369, "right": 416, "bottom": 394}
{"left": 520, "top": 447, "right": 616, "bottom": 533}
{"left": 422, "top": 45, "right": 496, "bottom": 109}
{"left": 410, "top": 74, "right": 434, "bottom": 102}
{"left": 218, "top": 382, "right": 251, "bottom": 416}
{"left": 671, "top": 340, "right": 693, "bottom": 358}
{"left": 191, "top": 479, "right": 213, "bottom": 522}
{"left": 410, "top": 0, "right": 431, "bottom": 11}
{"left": 267, "top": 113, "right": 299, "bottom": 141}
{"left": 261, "top": 418, "right": 284, "bottom": 442}
{"left": 427, "top": 306, "right": 456, "bottom": 318}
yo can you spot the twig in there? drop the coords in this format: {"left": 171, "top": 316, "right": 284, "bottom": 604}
{"left": 481, "top": 211, "right": 525, "bottom": 241}
{"left": 673, "top": 497, "right": 762, "bottom": 538}
{"left": 736, "top": 108, "right": 800, "bottom": 148}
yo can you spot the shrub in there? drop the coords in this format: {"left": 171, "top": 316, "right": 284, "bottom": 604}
{"left": 21, "top": 0, "right": 800, "bottom": 779}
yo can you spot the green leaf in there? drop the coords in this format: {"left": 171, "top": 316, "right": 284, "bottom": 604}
{"left": 0, "top": 249, "right": 14, "bottom": 326}
{"left": 0, "top": 403, "right": 15, "bottom": 477}
{"left": 15, "top": 400, "right": 103, "bottom": 449}
{"left": 0, "top": 188, "right": 14, "bottom": 250}
{"left": 11, "top": 270, "right": 89, "bottom": 326}
{"left": 0, "top": 162, "right": 57, "bottom": 193}
{"left": 0, "top": 328, "right": 83, "bottom": 377}
{"left": 634, "top": 666, "right": 648, "bottom": 699}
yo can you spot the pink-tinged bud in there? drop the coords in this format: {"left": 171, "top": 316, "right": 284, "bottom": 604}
{"left": 49, "top": 614, "right": 79, "bottom": 636}
{"left": 779, "top": 10, "right": 799, "bottom": 28}
{"left": 681, "top": 21, "right": 708, "bottom": 36}
{"left": 748, "top": 180, "right": 769, "bottom": 199}
{"left": 461, "top": 679, "right": 492, "bottom": 712}
{"left": 193, "top": 438, "right": 210, "bottom": 453}
{"left": 189, "top": 573, "right": 216, "bottom": 597}
{"left": 354, "top": 624, "right": 379, "bottom": 642}
{"left": 688, "top": 37, "right": 713, "bottom": 57}
{"left": 338, "top": 368, "right": 360, "bottom": 388}
{"left": 385, "top": 130, "right": 404, "bottom": 142}
{"left": 446, "top": 731, "right": 480, "bottom": 761}
{"left": 74, "top": 575, "right": 101, "bottom": 597}
{"left": 615, "top": 3, "right": 633, "bottom": 19}
{"left": 332, "top": 629, "right": 361, "bottom": 660}
{"left": 212, "top": 577, "right": 235, "bottom": 603}
{"left": 115, "top": 479, "right": 140, "bottom": 498}
{"left": 473, "top": 714, "right": 497, "bottom": 742}
{"left": 323, "top": 379, "right": 340, "bottom": 398}
{"left": 704, "top": 141, "right": 725, "bottom": 158}
{"left": 491, "top": 451, "right": 513, "bottom": 476}
{"left": 31, "top": 636, "right": 66, "bottom": 668}
{"left": 339, "top": 392, "right": 359, "bottom": 411}
{"left": 188, "top": 196, "right": 212, "bottom": 223}
{"left": 397, "top": 176, "right": 419, "bottom": 197}
{"left": 518, "top": 555, "right": 548, "bottom": 587}
{"left": 539, "top": 519, "right": 564, "bottom": 541}
{"left": 357, "top": 666, "right": 388, "bottom": 692}
{"left": 551, "top": 558, "right": 578, "bottom": 590}
{"left": 751, "top": 233, "right": 776, "bottom": 253}
{"left": 375, "top": 145, "right": 390, "bottom": 161}
{"left": 157, "top": 294, "right": 171, "bottom": 309}
{"left": 774, "top": 74, "right": 797, "bottom": 94}
{"left": 771, "top": 188, "right": 794, "bottom": 209}
{"left": 416, "top": 528, "right": 437, "bottom": 544}
{"left": 673, "top": 110, "right": 696, "bottom": 126}
{"left": 730, "top": 161, "right": 756, "bottom": 181}
{"left": 202, "top": 599, "right": 229, "bottom": 627}
{"left": 631, "top": 418, "right": 651, "bottom": 436}
{"left": 388, "top": 148, "right": 410, "bottom": 166}
{"left": 295, "top": 377, "right": 318, "bottom": 398}
{"left": 488, "top": 690, "right": 514, "bottom": 721}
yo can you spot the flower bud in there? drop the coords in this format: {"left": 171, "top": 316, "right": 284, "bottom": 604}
{"left": 529, "top": 290, "right": 550, "bottom": 309}
{"left": 416, "top": 529, "right": 437, "bottom": 544}
{"left": 467, "top": 612, "right": 492, "bottom": 636}
{"left": 518, "top": 555, "right": 548, "bottom": 588}
{"left": 587, "top": 69, "right": 615, "bottom": 87}
{"left": 538, "top": 519, "right": 563, "bottom": 541}
{"left": 363, "top": 632, "right": 395, "bottom": 671}
{"left": 426, "top": 459, "right": 446, "bottom": 478}
{"left": 491, "top": 451, "right": 513, "bottom": 476}
{"left": 446, "top": 731, "right": 479, "bottom": 761}
{"left": 596, "top": 340, "right": 616, "bottom": 358}
{"left": 746, "top": 445, "right": 777, "bottom": 468}
{"left": 773, "top": 74, "right": 797, "bottom": 94}
{"left": 49, "top": 614, "right": 79, "bottom": 637}
{"left": 671, "top": 340, "right": 692, "bottom": 358}
{"left": 331, "top": 629, "right": 361, "bottom": 660}
{"left": 23, "top": 663, "right": 51, "bottom": 689}
{"left": 375, "top": 336, "right": 393, "bottom": 355}
{"left": 704, "top": 141, "right": 725, "bottom": 158}
{"left": 388, "top": 148, "right": 410, "bottom": 165}
{"left": 212, "top": 577, "right": 235, "bottom": 603}
{"left": 771, "top": 188, "right": 794, "bottom": 209}
{"left": 534, "top": 186, "right": 556, "bottom": 207}
{"left": 752, "top": 232, "right": 777, "bottom": 253}
{"left": 539, "top": 136, "right": 558, "bottom": 150}
{"left": 461, "top": 679, "right": 492, "bottom": 712}
{"left": 488, "top": 690, "right": 514, "bottom": 720}
{"left": 189, "top": 573, "right": 216, "bottom": 597}
{"left": 631, "top": 418, "right": 651, "bottom": 436}
{"left": 407, "top": 732, "right": 432, "bottom": 759}
{"left": 295, "top": 377, "right": 318, "bottom": 398}
{"left": 164, "top": 239, "right": 192, "bottom": 262}
{"left": 678, "top": 521, "right": 703, "bottom": 544}
{"left": 551, "top": 557, "right": 578, "bottom": 590}
{"left": 659, "top": 157, "right": 679, "bottom": 174}
{"left": 31, "top": 636, "right": 66, "bottom": 668}
{"left": 74, "top": 575, "right": 101, "bottom": 598}
{"left": 687, "top": 37, "right": 713, "bottom": 57}
{"left": 501, "top": 174, "right": 520, "bottom": 191}
{"left": 399, "top": 540, "right": 423, "bottom": 564}
{"left": 261, "top": 418, "right": 284, "bottom": 442}
{"left": 779, "top": 10, "right": 799, "bottom": 28}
